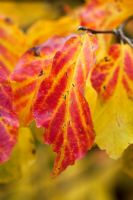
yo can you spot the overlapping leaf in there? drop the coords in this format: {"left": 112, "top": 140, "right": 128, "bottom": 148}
{"left": 0, "top": 16, "right": 27, "bottom": 72}
{"left": 27, "top": 15, "right": 79, "bottom": 46}
{"left": 91, "top": 44, "right": 133, "bottom": 158}
{"left": 11, "top": 36, "right": 68, "bottom": 125}
{"left": 80, "top": 0, "right": 132, "bottom": 29}
{"left": 0, "top": 79, "right": 18, "bottom": 163}
{"left": 33, "top": 33, "right": 96, "bottom": 176}
{"left": 79, "top": 0, "right": 133, "bottom": 60}
{"left": 0, "top": 16, "right": 26, "bottom": 163}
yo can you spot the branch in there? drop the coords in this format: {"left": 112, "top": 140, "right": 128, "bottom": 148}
{"left": 78, "top": 15, "right": 133, "bottom": 48}
{"left": 78, "top": 26, "right": 117, "bottom": 35}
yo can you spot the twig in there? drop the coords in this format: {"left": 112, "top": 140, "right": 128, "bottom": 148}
{"left": 78, "top": 15, "right": 133, "bottom": 48}
{"left": 78, "top": 26, "right": 117, "bottom": 35}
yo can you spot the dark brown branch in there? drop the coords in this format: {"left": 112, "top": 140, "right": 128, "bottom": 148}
{"left": 78, "top": 26, "right": 117, "bottom": 35}
{"left": 78, "top": 15, "right": 133, "bottom": 48}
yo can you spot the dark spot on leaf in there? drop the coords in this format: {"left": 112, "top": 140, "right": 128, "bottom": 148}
{"left": 103, "top": 85, "right": 106, "bottom": 90}
{"left": 31, "top": 46, "right": 40, "bottom": 57}
{"left": 72, "top": 83, "right": 75, "bottom": 87}
{"left": 38, "top": 70, "right": 43, "bottom": 77}
{"left": 63, "top": 94, "right": 66, "bottom": 100}
{"left": 104, "top": 57, "right": 110, "bottom": 62}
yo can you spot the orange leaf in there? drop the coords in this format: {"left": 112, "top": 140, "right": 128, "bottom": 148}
{"left": 11, "top": 36, "right": 68, "bottom": 125}
{"left": 33, "top": 33, "right": 96, "bottom": 176}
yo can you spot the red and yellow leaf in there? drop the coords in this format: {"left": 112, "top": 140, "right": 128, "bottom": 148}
{"left": 33, "top": 33, "right": 96, "bottom": 176}
{"left": 80, "top": 0, "right": 132, "bottom": 29}
{"left": 79, "top": 0, "right": 133, "bottom": 60}
{"left": 90, "top": 44, "right": 133, "bottom": 158}
{"left": 11, "top": 36, "right": 68, "bottom": 125}
{"left": 0, "top": 78, "right": 18, "bottom": 163}
{"left": 0, "top": 16, "right": 25, "bottom": 163}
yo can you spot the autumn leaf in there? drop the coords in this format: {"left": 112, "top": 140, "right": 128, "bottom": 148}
{"left": 11, "top": 36, "right": 68, "bottom": 125}
{"left": 27, "top": 15, "right": 79, "bottom": 46}
{"left": 0, "top": 16, "right": 27, "bottom": 72}
{"left": 78, "top": 0, "right": 133, "bottom": 60}
{"left": 80, "top": 0, "right": 133, "bottom": 29}
{"left": 0, "top": 78, "right": 18, "bottom": 163}
{"left": 0, "top": 16, "right": 26, "bottom": 163}
{"left": 90, "top": 44, "right": 133, "bottom": 159}
{"left": 33, "top": 33, "right": 96, "bottom": 176}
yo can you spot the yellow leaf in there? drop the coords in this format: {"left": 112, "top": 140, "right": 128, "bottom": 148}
{"left": 27, "top": 15, "right": 79, "bottom": 46}
{"left": 0, "top": 16, "right": 27, "bottom": 72}
{"left": 90, "top": 44, "right": 133, "bottom": 159}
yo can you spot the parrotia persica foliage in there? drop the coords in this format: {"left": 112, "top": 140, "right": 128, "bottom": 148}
{"left": 0, "top": 0, "right": 133, "bottom": 176}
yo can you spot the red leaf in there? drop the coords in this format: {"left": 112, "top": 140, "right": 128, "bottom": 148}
{"left": 91, "top": 44, "right": 133, "bottom": 101}
{"left": 33, "top": 33, "right": 95, "bottom": 176}
{"left": 11, "top": 36, "right": 68, "bottom": 125}
{"left": 0, "top": 16, "right": 22, "bottom": 163}
{"left": 79, "top": 0, "right": 127, "bottom": 30}
{"left": 0, "top": 79, "right": 18, "bottom": 162}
